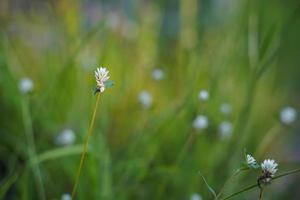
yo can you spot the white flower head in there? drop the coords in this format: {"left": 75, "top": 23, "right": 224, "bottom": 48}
{"left": 193, "top": 115, "right": 209, "bottom": 130}
{"left": 261, "top": 159, "right": 278, "bottom": 176}
{"left": 198, "top": 90, "right": 209, "bottom": 101}
{"left": 219, "top": 121, "right": 233, "bottom": 139}
{"left": 246, "top": 154, "right": 256, "bottom": 166}
{"left": 95, "top": 67, "right": 110, "bottom": 93}
{"left": 61, "top": 193, "right": 72, "bottom": 200}
{"left": 138, "top": 90, "right": 152, "bottom": 108}
{"left": 152, "top": 68, "right": 164, "bottom": 80}
{"left": 220, "top": 103, "right": 232, "bottom": 115}
{"left": 19, "top": 77, "right": 34, "bottom": 94}
{"left": 190, "top": 193, "right": 202, "bottom": 200}
{"left": 55, "top": 128, "right": 76, "bottom": 146}
{"left": 280, "top": 106, "right": 297, "bottom": 125}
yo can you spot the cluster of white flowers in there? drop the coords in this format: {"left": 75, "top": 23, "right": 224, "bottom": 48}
{"left": 95, "top": 67, "right": 110, "bottom": 93}
{"left": 54, "top": 128, "right": 76, "bottom": 146}
{"left": 193, "top": 115, "right": 209, "bottom": 130}
{"left": 280, "top": 106, "right": 297, "bottom": 125}
{"left": 261, "top": 159, "right": 278, "bottom": 177}
{"left": 138, "top": 90, "right": 153, "bottom": 108}
{"left": 152, "top": 68, "right": 164, "bottom": 80}
{"left": 246, "top": 154, "right": 257, "bottom": 166}
{"left": 19, "top": 77, "right": 34, "bottom": 94}
{"left": 198, "top": 90, "right": 209, "bottom": 101}
{"left": 190, "top": 193, "right": 202, "bottom": 200}
{"left": 245, "top": 154, "right": 278, "bottom": 183}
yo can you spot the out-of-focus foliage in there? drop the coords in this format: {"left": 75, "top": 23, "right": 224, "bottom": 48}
{"left": 0, "top": 0, "right": 300, "bottom": 199}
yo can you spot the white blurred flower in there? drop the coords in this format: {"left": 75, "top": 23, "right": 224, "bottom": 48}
{"left": 190, "top": 193, "right": 202, "bottom": 200}
{"left": 95, "top": 67, "right": 110, "bottom": 93}
{"left": 220, "top": 103, "right": 232, "bottom": 115}
{"left": 246, "top": 154, "right": 256, "bottom": 166}
{"left": 219, "top": 121, "right": 233, "bottom": 139}
{"left": 152, "top": 68, "right": 164, "bottom": 80}
{"left": 193, "top": 115, "right": 209, "bottom": 130}
{"left": 19, "top": 77, "right": 34, "bottom": 94}
{"left": 280, "top": 106, "right": 297, "bottom": 125}
{"left": 138, "top": 90, "right": 152, "bottom": 108}
{"left": 55, "top": 129, "right": 76, "bottom": 146}
{"left": 61, "top": 193, "right": 72, "bottom": 200}
{"left": 198, "top": 90, "right": 209, "bottom": 101}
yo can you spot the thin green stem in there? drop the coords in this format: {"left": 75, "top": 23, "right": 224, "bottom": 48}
{"left": 222, "top": 183, "right": 258, "bottom": 200}
{"left": 21, "top": 97, "right": 46, "bottom": 200}
{"left": 71, "top": 93, "right": 101, "bottom": 199}
{"left": 215, "top": 168, "right": 246, "bottom": 200}
{"left": 222, "top": 168, "right": 300, "bottom": 200}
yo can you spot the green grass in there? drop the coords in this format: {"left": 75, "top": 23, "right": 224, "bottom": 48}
{"left": 0, "top": 0, "right": 300, "bottom": 199}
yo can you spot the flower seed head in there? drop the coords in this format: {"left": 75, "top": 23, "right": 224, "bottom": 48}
{"left": 261, "top": 159, "right": 278, "bottom": 177}
{"left": 95, "top": 67, "right": 110, "bottom": 93}
{"left": 246, "top": 154, "right": 256, "bottom": 166}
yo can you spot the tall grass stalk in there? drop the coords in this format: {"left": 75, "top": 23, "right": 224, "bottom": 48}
{"left": 21, "top": 97, "right": 46, "bottom": 200}
{"left": 71, "top": 93, "right": 101, "bottom": 199}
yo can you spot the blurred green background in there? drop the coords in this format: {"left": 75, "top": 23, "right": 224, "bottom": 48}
{"left": 0, "top": 0, "right": 300, "bottom": 199}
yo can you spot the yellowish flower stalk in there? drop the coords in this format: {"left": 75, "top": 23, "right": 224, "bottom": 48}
{"left": 72, "top": 67, "right": 111, "bottom": 199}
{"left": 71, "top": 93, "right": 101, "bottom": 199}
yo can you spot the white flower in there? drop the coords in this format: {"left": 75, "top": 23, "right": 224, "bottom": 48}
{"left": 193, "top": 115, "right": 209, "bottom": 130}
{"left": 61, "top": 193, "right": 72, "bottom": 200}
{"left": 152, "top": 68, "right": 164, "bottom": 80}
{"left": 138, "top": 90, "right": 152, "bottom": 108}
{"left": 219, "top": 121, "right": 233, "bottom": 138}
{"left": 261, "top": 159, "right": 278, "bottom": 177}
{"left": 198, "top": 90, "right": 209, "bottom": 101}
{"left": 220, "top": 103, "right": 232, "bottom": 115}
{"left": 95, "top": 67, "right": 110, "bottom": 93}
{"left": 19, "top": 77, "right": 34, "bottom": 94}
{"left": 55, "top": 129, "right": 76, "bottom": 146}
{"left": 190, "top": 193, "right": 202, "bottom": 200}
{"left": 246, "top": 154, "right": 256, "bottom": 166}
{"left": 280, "top": 106, "right": 297, "bottom": 125}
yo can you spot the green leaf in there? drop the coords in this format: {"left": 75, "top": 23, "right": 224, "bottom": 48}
{"left": 28, "top": 145, "right": 86, "bottom": 166}
{"left": 198, "top": 172, "right": 217, "bottom": 198}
